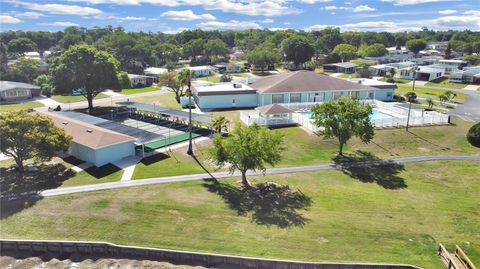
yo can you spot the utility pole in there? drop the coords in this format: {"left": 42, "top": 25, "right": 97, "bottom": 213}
{"left": 187, "top": 78, "right": 193, "bottom": 155}
{"left": 406, "top": 68, "right": 416, "bottom": 131}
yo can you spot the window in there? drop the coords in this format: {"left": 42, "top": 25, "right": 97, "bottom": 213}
{"left": 272, "top": 94, "right": 284, "bottom": 103}
{"left": 289, "top": 93, "right": 300, "bottom": 103}
{"left": 333, "top": 92, "right": 342, "bottom": 100}
{"left": 351, "top": 91, "right": 358, "bottom": 98}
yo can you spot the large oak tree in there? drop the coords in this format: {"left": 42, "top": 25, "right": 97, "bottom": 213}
{"left": 0, "top": 111, "right": 71, "bottom": 177}
{"left": 51, "top": 44, "right": 120, "bottom": 114}
{"left": 311, "top": 97, "right": 375, "bottom": 156}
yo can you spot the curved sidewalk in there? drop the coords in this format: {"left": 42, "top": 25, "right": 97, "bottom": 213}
{"left": 38, "top": 154, "right": 480, "bottom": 197}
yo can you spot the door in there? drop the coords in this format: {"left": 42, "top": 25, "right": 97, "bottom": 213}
{"left": 232, "top": 95, "right": 236, "bottom": 107}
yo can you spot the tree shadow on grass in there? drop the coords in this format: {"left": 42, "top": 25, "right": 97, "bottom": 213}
{"left": 140, "top": 153, "right": 170, "bottom": 166}
{"left": 83, "top": 164, "right": 121, "bottom": 179}
{"left": 203, "top": 179, "right": 312, "bottom": 228}
{"left": 332, "top": 150, "right": 407, "bottom": 190}
{"left": 0, "top": 163, "right": 76, "bottom": 219}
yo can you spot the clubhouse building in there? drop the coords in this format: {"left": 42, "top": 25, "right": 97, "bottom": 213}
{"left": 192, "top": 71, "right": 396, "bottom": 110}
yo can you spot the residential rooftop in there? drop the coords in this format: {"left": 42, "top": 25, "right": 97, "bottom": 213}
{"left": 0, "top": 81, "right": 40, "bottom": 92}
{"left": 40, "top": 111, "right": 135, "bottom": 149}
{"left": 193, "top": 82, "right": 256, "bottom": 96}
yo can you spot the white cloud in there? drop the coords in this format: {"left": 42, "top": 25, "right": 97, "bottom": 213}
{"left": 0, "top": 15, "right": 22, "bottom": 24}
{"left": 261, "top": 18, "right": 274, "bottom": 23}
{"left": 296, "top": 0, "right": 332, "bottom": 3}
{"left": 439, "top": 9, "right": 457, "bottom": 14}
{"left": 463, "top": 10, "right": 480, "bottom": 16}
{"left": 65, "top": 0, "right": 302, "bottom": 17}
{"left": 14, "top": 12, "right": 44, "bottom": 19}
{"left": 381, "top": 0, "right": 456, "bottom": 5}
{"left": 124, "top": 16, "right": 146, "bottom": 21}
{"left": 432, "top": 15, "right": 480, "bottom": 29}
{"left": 269, "top": 27, "right": 290, "bottom": 31}
{"left": 352, "top": 5, "right": 376, "bottom": 12}
{"left": 160, "top": 10, "right": 215, "bottom": 21}
{"left": 197, "top": 20, "right": 262, "bottom": 30}
{"left": 38, "top": 21, "right": 80, "bottom": 27}
{"left": 320, "top": 5, "right": 343, "bottom": 10}
{"left": 13, "top": 2, "right": 102, "bottom": 15}
{"left": 305, "top": 21, "right": 421, "bottom": 32}
{"left": 164, "top": 27, "right": 190, "bottom": 34}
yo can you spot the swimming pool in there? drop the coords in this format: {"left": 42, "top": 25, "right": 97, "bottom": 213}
{"left": 301, "top": 109, "right": 395, "bottom": 120}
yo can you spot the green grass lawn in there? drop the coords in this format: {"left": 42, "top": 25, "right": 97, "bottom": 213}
{"left": 130, "top": 92, "right": 182, "bottom": 110}
{"left": 2, "top": 160, "right": 479, "bottom": 269}
{"left": 396, "top": 85, "right": 468, "bottom": 102}
{"left": 132, "top": 120, "right": 478, "bottom": 179}
{"left": 51, "top": 93, "right": 108, "bottom": 103}
{"left": 120, "top": 86, "right": 161, "bottom": 95}
{"left": 425, "top": 77, "right": 467, "bottom": 89}
{"left": 197, "top": 76, "right": 221, "bottom": 83}
{"left": 0, "top": 101, "right": 43, "bottom": 112}
{"left": 379, "top": 77, "right": 412, "bottom": 84}
{"left": 0, "top": 157, "right": 123, "bottom": 194}
{"left": 337, "top": 73, "right": 359, "bottom": 78}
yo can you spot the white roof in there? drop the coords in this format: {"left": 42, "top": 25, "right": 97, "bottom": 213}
{"left": 439, "top": 59, "right": 467, "bottom": 64}
{"left": 346, "top": 78, "right": 395, "bottom": 87}
{"left": 194, "top": 82, "right": 253, "bottom": 93}
{"left": 417, "top": 65, "right": 444, "bottom": 73}
{"left": 0, "top": 81, "right": 40, "bottom": 92}
{"left": 24, "top": 51, "right": 40, "bottom": 57}
{"left": 187, "top": 66, "right": 214, "bottom": 71}
{"left": 144, "top": 67, "right": 168, "bottom": 75}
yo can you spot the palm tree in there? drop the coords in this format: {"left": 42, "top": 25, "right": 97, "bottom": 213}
{"left": 178, "top": 68, "right": 196, "bottom": 155}
{"left": 444, "top": 90, "right": 457, "bottom": 103}
{"left": 211, "top": 116, "right": 230, "bottom": 134}
{"left": 439, "top": 94, "right": 448, "bottom": 106}
{"left": 389, "top": 68, "right": 396, "bottom": 78}
{"left": 426, "top": 98, "right": 434, "bottom": 109}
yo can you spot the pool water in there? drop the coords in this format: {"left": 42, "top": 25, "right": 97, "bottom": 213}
{"left": 301, "top": 110, "right": 394, "bottom": 120}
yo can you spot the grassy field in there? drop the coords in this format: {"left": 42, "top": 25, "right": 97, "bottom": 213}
{"left": 379, "top": 77, "right": 412, "bottom": 84}
{"left": 0, "top": 157, "right": 123, "bottom": 195}
{"left": 425, "top": 77, "right": 467, "bottom": 89}
{"left": 51, "top": 93, "right": 108, "bottom": 103}
{"left": 129, "top": 92, "right": 182, "bottom": 110}
{"left": 337, "top": 73, "right": 359, "bottom": 78}
{"left": 132, "top": 120, "right": 478, "bottom": 179}
{"left": 395, "top": 85, "right": 468, "bottom": 102}
{"left": 0, "top": 101, "right": 43, "bottom": 112}
{"left": 120, "top": 86, "right": 161, "bottom": 95}
{"left": 2, "top": 160, "right": 479, "bottom": 269}
{"left": 197, "top": 75, "right": 221, "bottom": 83}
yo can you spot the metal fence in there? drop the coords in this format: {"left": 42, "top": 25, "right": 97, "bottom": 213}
{"left": 240, "top": 112, "right": 296, "bottom": 127}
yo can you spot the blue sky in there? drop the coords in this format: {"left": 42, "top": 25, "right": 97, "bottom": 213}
{"left": 1, "top": 0, "right": 479, "bottom": 33}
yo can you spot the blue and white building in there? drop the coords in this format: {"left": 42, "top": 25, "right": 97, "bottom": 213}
{"left": 192, "top": 71, "right": 396, "bottom": 111}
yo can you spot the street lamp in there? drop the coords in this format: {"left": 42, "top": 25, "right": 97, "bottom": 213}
{"left": 406, "top": 68, "right": 417, "bottom": 131}
{"left": 186, "top": 78, "right": 193, "bottom": 155}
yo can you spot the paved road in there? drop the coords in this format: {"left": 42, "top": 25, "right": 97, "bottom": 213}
{"left": 406, "top": 84, "right": 480, "bottom": 122}
{"left": 36, "top": 88, "right": 169, "bottom": 112}
{"left": 38, "top": 154, "right": 480, "bottom": 197}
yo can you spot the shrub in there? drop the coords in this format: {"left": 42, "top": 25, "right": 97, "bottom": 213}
{"left": 220, "top": 74, "right": 232, "bottom": 82}
{"left": 466, "top": 122, "right": 480, "bottom": 148}
{"left": 356, "top": 68, "right": 372, "bottom": 78}
{"left": 386, "top": 78, "right": 395, "bottom": 83}
{"left": 467, "top": 122, "right": 480, "bottom": 148}
{"left": 117, "top": 71, "right": 131, "bottom": 89}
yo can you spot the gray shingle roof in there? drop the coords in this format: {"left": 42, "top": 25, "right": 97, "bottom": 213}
{"left": 256, "top": 104, "right": 294, "bottom": 115}
{"left": 250, "top": 71, "right": 376, "bottom": 94}
{"left": 0, "top": 81, "right": 40, "bottom": 92}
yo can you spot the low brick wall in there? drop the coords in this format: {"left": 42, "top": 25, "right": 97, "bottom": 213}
{"left": 0, "top": 239, "right": 423, "bottom": 269}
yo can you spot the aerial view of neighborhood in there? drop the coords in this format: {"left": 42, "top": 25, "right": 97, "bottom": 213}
{"left": 0, "top": 0, "right": 479, "bottom": 268}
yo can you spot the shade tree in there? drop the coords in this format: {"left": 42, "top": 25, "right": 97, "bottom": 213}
{"left": 311, "top": 97, "right": 375, "bottom": 156}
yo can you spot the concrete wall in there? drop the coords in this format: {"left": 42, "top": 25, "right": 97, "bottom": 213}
{"left": 69, "top": 143, "right": 97, "bottom": 165}
{"left": 258, "top": 90, "right": 395, "bottom": 105}
{"left": 197, "top": 94, "right": 257, "bottom": 109}
{"left": 69, "top": 141, "right": 135, "bottom": 167}
{"left": 0, "top": 88, "right": 32, "bottom": 102}
{"left": 0, "top": 240, "right": 424, "bottom": 269}
{"left": 94, "top": 141, "right": 135, "bottom": 166}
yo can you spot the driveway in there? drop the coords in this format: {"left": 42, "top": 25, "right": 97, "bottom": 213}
{"left": 449, "top": 88, "right": 480, "bottom": 122}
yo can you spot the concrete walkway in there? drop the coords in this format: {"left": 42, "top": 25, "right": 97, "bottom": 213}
{"left": 463, "top": 84, "right": 479, "bottom": 91}
{"left": 34, "top": 96, "right": 60, "bottom": 107}
{"left": 39, "top": 154, "right": 480, "bottom": 197}
{"left": 102, "top": 90, "right": 125, "bottom": 97}
{"left": 112, "top": 156, "right": 141, "bottom": 181}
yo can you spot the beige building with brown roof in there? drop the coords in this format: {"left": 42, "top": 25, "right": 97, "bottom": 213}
{"left": 41, "top": 112, "right": 136, "bottom": 167}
